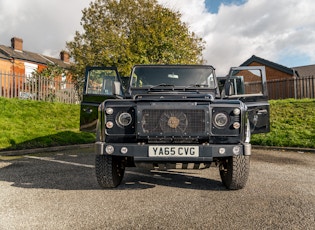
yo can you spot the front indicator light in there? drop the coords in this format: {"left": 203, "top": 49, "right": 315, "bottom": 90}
{"left": 106, "top": 121, "right": 114, "bottom": 129}
{"left": 106, "top": 107, "right": 114, "bottom": 115}
{"left": 233, "top": 122, "right": 240, "bottom": 129}
{"left": 233, "top": 108, "right": 241, "bottom": 115}
{"left": 106, "top": 145, "right": 114, "bottom": 154}
{"left": 233, "top": 146, "right": 241, "bottom": 155}
{"left": 121, "top": 147, "right": 128, "bottom": 154}
{"left": 219, "top": 148, "right": 226, "bottom": 154}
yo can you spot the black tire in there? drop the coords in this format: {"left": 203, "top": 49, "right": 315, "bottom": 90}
{"left": 95, "top": 155, "right": 125, "bottom": 188}
{"left": 219, "top": 155, "right": 250, "bottom": 190}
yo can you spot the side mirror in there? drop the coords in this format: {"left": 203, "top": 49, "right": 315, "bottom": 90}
{"left": 112, "top": 81, "right": 122, "bottom": 95}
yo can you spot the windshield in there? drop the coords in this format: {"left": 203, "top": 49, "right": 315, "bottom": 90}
{"left": 130, "top": 65, "right": 216, "bottom": 89}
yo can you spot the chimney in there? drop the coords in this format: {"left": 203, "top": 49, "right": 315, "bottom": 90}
{"left": 60, "top": 51, "right": 70, "bottom": 63}
{"left": 11, "top": 37, "right": 23, "bottom": 51}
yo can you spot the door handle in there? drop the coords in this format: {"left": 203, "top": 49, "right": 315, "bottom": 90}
{"left": 257, "top": 109, "right": 267, "bottom": 115}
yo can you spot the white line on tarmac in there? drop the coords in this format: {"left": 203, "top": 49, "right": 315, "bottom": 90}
{"left": 24, "top": 155, "right": 95, "bottom": 168}
{"left": 24, "top": 155, "right": 185, "bottom": 180}
{"left": 24, "top": 156, "right": 174, "bottom": 180}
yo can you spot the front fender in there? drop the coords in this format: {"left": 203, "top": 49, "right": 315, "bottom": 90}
{"left": 96, "top": 102, "right": 106, "bottom": 142}
{"left": 245, "top": 118, "right": 251, "bottom": 143}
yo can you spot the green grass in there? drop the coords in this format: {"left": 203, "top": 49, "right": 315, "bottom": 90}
{"left": 0, "top": 97, "right": 314, "bottom": 151}
{"left": 0, "top": 97, "right": 95, "bottom": 151}
{"left": 251, "top": 98, "right": 315, "bottom": 148}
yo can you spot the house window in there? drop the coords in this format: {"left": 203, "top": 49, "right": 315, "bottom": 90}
{"left": 61, "top": 73, "right": 67, "bottom": 89}
{"left": 24, "top": 62, "right": 38, "bottom": 78}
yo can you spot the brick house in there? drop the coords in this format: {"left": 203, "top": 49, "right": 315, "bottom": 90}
{"left": 0, "top": 37, "right": 71, "bottom": 76}
{"left": 240, "top": 55, "right": 315, "bottom": 99}
{"left": 240, "top": 55, "right": 296, "bottom": 80}
{"left": 0, "top": 37, "right": 75, "bottom": 102}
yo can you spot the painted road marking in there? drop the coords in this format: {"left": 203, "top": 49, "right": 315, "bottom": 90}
{"left": 24, "top": 156, "right": 177, "bottom": 181}
{"left": 24, "top": 155, "right": 95, "bottom": 168}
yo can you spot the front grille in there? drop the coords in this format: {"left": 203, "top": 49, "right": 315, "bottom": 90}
{"left": 139, "top": 109, "right": 206, "bottom": 136}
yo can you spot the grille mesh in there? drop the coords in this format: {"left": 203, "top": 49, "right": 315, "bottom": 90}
{"left": 140, "top": 109, "right": 205, "bottom": 136}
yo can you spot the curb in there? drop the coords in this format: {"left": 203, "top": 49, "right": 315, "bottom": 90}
{"left": 0, "top": 143, "right": 94, "bottom": 156}
{"left": 252, "top": 145, "right": 315, "bottom": 153}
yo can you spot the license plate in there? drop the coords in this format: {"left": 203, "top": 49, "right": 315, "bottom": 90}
{"left": 148, "top": 146, "right": 199, "bottom": 157}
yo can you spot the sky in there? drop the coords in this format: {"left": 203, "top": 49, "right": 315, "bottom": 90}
{"left": 0, "top": 0, "right": 314, "bottom": 75}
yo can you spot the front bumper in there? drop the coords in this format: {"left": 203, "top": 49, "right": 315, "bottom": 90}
{"left": 95, "top": 142, "right": 251, "bottom": 162}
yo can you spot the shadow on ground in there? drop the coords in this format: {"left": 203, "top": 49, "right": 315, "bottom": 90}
{"left": 0, "top": 151, "right": 225, "bottom": 191}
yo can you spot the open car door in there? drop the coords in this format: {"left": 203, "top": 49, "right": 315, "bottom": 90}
{"left": 224, "top": 66, "right": 270, "bottom": 134}
{"left": 80, "top": 66, "right": 123, "bottom": 132}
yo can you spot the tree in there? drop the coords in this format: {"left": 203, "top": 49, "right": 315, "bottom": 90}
{"left": 31, "top": 64, "right": 70, "bottom": 102}
{"left": 32, "top": 63, "right": 67, "bottom": 80}
{"left": 66, "top": 0, "right": 205, "bottom": 78}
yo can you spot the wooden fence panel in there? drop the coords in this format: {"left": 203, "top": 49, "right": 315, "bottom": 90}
{"left": 267, "top": 76, "right": 315, "bottom": 100}
{"left": 295, "top": 76, "right": 315, "bottom": 99}
{"left": 268, "top": 78, "right": 295, "bottom": 99}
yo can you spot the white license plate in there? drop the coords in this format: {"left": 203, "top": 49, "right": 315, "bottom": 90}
{"left": 148, "top": 146, "right": 199, "bottom": 157}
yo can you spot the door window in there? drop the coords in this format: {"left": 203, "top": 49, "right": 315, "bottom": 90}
{"left": 86, "top": 69, "right": 119, "bottom": 95}
{"left": 224, "top": 66, "right": 269, "bottom": 134}
{"left": 225, "top": 66, "right": 267, "bottom": 97}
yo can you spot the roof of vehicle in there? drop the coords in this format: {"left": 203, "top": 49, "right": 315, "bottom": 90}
{"left": 132, "top": 64, "right": 215, "bottom": 69}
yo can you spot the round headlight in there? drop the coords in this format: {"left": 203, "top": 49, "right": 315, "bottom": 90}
{"left": 117, "top": 112, "right": 132, "bottom": 127}
{"left": 214, "top": 112, "right": 228, "bottom": 128}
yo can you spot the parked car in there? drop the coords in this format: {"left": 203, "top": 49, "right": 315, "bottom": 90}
{"left": 19, "top": 91, "right": 36, "bottom": 100}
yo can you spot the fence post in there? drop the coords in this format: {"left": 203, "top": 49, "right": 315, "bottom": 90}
{"left": 312, "top": 76, "right": 315, "bottom": 98}
{"left": 0, "top": 71, "right": 2, "bottom": 97}
{"left": 0, "top": 72, "right": 80, "bottom": 103}
{"left": 293, "top": 76, "right": 297, "bottom": 99}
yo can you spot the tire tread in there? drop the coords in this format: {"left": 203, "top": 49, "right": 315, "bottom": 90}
{"left": 95, "top": 155, "right": 124, "bottom": 188}
{"left": 220, "top": 155, "right": 250, "bottom": 190}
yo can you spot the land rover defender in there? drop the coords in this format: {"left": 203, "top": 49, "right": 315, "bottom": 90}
{"left": 80, "top": 65, "right": 269, "bottom": 190}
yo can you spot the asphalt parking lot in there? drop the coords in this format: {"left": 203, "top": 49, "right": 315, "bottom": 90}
{"left": 0, "top": 147, "right": 314, "bottom": 229}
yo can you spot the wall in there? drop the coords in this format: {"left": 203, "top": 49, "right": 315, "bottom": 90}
{"left": 0, "top": 58, "right": 12, "bottom": 73}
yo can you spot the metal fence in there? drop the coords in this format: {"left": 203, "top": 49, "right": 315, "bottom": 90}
{"left": 0, "top": 72, "right": 79, "bottom": 104}
{"left": 268, "top": 75, "right": 315, "bottom": 100}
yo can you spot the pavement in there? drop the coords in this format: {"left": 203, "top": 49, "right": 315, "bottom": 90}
{"left": 1, "top": 147, "right": 314, "bottom": 229}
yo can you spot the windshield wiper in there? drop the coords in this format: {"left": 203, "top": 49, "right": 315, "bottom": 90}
{"left": 148, "top": 83, "right": 175, "bottom": 91}
{"left": 185, "top": 84, "right": 209, "bottom": 89}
